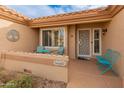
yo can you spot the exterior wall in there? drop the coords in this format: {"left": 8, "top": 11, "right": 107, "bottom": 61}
{"left": 102, "top": 9, "right": 124, "bottom": 84}
{"left": 4, "top": 60, "right": 68, "bottom": 82}
{"left": 0, "top": 51, "right": 69, "bottom": 82}
{"left": 68, "top": 23, "right": 107, "bottom": 59}
{"left": 68, "top": 25, "right": 76, "bottom": 59}
{"left": 0, "top": 18, "right": 39, "bottom": 52}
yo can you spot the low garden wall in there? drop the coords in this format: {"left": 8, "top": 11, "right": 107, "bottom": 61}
{"left": 0, "top": 50, "right": 69, "bottom": 83}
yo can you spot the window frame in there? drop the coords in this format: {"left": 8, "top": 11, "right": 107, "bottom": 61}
{"left": 93, "top": 28, "right": 102, "bottom": 56}
{"left": 40, "top": 27, "right": 65, "bottom": 48}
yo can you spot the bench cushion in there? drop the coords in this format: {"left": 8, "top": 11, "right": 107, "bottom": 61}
{"left": 37, "top": 49, "right": 49, "bottom": 53}
{"left": 96, "top": 49, "right": 120, "bottom": 74}
{"left": 96, "top": 56, "right": 111, "bottom": 65}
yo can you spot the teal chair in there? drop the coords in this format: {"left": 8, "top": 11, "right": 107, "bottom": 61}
{"left": 36, "top": 46, "right": 50, "bottom": 53}
{"left": 57, "top": 46, "right": 64, "bottom": 55}
{"left": 96, "top": 49, "right": 121, "bottom": 75}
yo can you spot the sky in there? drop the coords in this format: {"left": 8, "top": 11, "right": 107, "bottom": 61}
{"left": 7, "top": 5, "right": 107, "bottom": 18}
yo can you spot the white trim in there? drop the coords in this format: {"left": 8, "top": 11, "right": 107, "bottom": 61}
{"left": 40, "top": 27, "right": 65, "bottom": 47}
{"left": 39, "top": 30, "right": 42, "bottom": 46}
{"left": 63, "top": 27, "right": 66, "bottom": 48}
{"left": 77, "top": 28, "right": 92, "bottom": 57}
{"left": 40, "top": 27, "right": 65, "bottom": 31}
{"left": 93, "top": 28, "right": 102, "bottom": 56}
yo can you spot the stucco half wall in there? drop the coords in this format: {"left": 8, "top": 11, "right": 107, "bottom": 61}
{"left": 0, "top": 18, "right": 39, "bottom": 52}
{"left": 0, "top": 51, "right": 68, "bottom": 82}
{"left": 103, "top": 9, "right": 124, "bottom": 86}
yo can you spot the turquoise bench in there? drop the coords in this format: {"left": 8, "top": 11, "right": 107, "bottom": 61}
{"left": 36, "top": 46, "right": 50, "bottom": 53}
{"left": 96, "top": 49, "right": 121, "bottom": 75}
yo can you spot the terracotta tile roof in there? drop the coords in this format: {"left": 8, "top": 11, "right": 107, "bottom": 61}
{"left": 0, "top": 5, "right": 123, "bottom": 27}
{"left": 29, "top": 5, "right": 124, "bottom": 28}
{"left": 0, "top": 5, "right": 29, "bottom": 25}
{"left": 30, "top": 6, "right": 108, "bottom": 23}
{"left": 0, "top": 5, "right": 29, "bottom": 20}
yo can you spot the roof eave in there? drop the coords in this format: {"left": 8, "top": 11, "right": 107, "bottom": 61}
{"left": 0, "top": 5, "right": 29, "bottom": 25}
{"left": 0, "top": 5, "right": 123, "bottom": 27}
{"left": 30, "top": 15, "right": 112, "bottom": 28}
{"left": 29, "top": 5, "right": 124, "bottom": 28}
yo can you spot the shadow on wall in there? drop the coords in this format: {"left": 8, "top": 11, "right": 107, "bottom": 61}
{"left": 0, "top": 19, "right": 39, "bottom": 52}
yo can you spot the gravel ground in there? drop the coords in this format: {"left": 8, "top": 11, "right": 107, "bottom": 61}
{"left": 0, "top": 69, "right": 67, "bottom": 88}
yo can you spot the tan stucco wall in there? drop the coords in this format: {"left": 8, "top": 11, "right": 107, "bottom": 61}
{"left": 68, "top": 25, "right": 76, "bottom": 59}
{"left": 102, "top": 9, "right": 124, "bottom": 82}
{"left": 0, "top": 51, "right": 68, "bottom": 82}
{"left": 64, "top": 26, "right": 68, "bottom": 55}
{"left": 0, "top": 18, "right": 39, "bottom": 52}
{"left": 4, "top": 59, "right": 68, "bottom": 82}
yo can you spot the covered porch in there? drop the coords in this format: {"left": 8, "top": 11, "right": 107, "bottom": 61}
{"left": 38, "top": 21, "right": 108, "bottom": 59}
{"left": 33, "top": 16, "right": 122, "bottom": 88}
{"left": 28, "top": 5, "right": 123, "bottom": 87}
{"left": 34, "top": 6, "right": 114, "bottom": 59}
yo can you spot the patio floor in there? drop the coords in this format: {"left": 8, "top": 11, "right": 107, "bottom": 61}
{"left": 67, "top": 59, "right": 122, "bottom": 88}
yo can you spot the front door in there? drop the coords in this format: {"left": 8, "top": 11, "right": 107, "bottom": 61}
{"left": 77, "top": 29, "right": 91, "bottom": 57}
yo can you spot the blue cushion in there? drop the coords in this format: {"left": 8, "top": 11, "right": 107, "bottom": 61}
{"left": 36, "top": 46, "right": 50, "bottom": 53}
{"left": 99, "top": 59, "right": 111, "bottom": 65}
{"left": 96, "top": 56, "right": 104, "bottom": 60}
{"left": 38, "top": 49, "right": 49, "bottom": 53}
{"left": 96, "top": 56, "right": 111, "bottom": 65}
{"left": 43, "top": 49, "right": 49, "bottom": 53}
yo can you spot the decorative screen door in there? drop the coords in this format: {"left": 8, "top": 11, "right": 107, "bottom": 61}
{"left": 77, "top": 29, "right": 91, "bottom": 57}
{"left": 93, "top": 28, "right": 102, "bottom": 55}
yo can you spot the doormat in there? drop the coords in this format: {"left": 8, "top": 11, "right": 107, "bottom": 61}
{"left": 78, "top": 57, "right": 90, "bottom": 61}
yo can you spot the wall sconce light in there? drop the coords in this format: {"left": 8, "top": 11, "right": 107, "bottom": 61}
{"left": 102, "top": 28, "right": 107, "bottom": 35}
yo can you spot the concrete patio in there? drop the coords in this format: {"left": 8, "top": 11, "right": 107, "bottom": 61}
{"left": 67, "top": 59, "right": 122, "bottom": 88}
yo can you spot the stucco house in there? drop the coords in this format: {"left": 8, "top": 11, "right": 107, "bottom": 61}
{"left": 0, "top": 5, "right": 124, "bottom": 87}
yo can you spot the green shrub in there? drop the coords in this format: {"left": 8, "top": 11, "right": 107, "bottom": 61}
{"left": 17, "top": 75, "right": 32, "bottom": 88}
{"left": 3, "top": 80, "right": 18, "bottom": 88}
{"left": 1, "top": 75, "right": 32, "bottom": 88}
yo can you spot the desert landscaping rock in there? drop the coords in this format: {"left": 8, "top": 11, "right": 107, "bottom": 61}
{"left": 0, "top": 69, "right": 67, "bottom": 88}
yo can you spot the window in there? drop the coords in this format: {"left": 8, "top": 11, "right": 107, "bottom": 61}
{"left": 42, "top": 28, "right": 64, "bottom": 47}
{"left": 93, "top": 28, "right": 102, "bottom": 55}
{"left": 94, "top": 30, "right": 100, "bottom": 53}
{"left": 42, "top": 30, "right": 52, "bottom": 46}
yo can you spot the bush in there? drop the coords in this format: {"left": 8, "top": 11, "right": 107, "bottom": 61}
{"left": 3, "top": 80, "right": 18, "bottom": 88}
{"left": 17, "top": 75, "right": 32, "bottom": 88}
{"left": 1, "top": 75, "right": 32, "bottom": 88}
